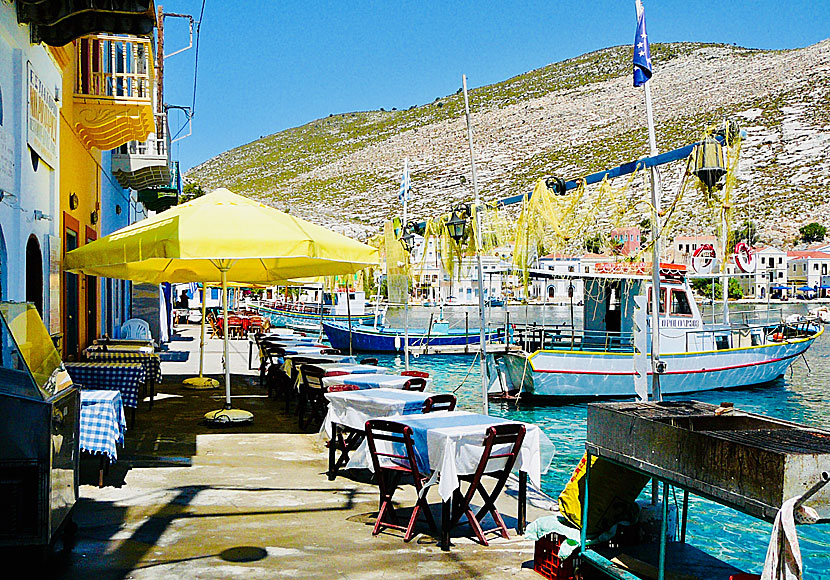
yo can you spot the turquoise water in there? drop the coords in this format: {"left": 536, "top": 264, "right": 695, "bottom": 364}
{"left": 369, "top": 303, "right": 830, "bottom": 577}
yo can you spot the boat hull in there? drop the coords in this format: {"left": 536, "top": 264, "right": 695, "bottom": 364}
{"left": 322, "top": 321, "right": 500, "bottom": 353}
{"left": 502, "top": 327, "right": 823, "bottom": 399}
{"left": 255, "top": 305, "right": 375, "bottom": 328}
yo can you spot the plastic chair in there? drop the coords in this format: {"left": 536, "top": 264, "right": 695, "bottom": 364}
{"left": 365, "top": 419, "right": 437, "bottom": 541}
{"left": 402, "top": 377, "right": 427, "bottom": 392}
{"left": 423, "top": 393, "right": 456, "bottom": 413}
{"left": 120, "top": 318, "right": 152, "bottom": 340}
{"left": 451, "top": 423, "right": 526, "bottom": 546}
{"left": 401, "top": 370, "right": 429, "bottom": 378}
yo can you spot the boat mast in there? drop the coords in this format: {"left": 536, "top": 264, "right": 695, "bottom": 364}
{"left": 635, "top": 0, "right": 663, "bottom": 402}
{"left": 401, "top": 158, "right": 411, "bottom": 371}
{"left": 462, "top": 74, "right": 490, "bottom": 415}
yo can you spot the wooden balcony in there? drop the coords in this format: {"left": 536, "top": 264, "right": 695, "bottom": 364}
{"left": 73, "top": 34, "right": 155, "bottom": 151}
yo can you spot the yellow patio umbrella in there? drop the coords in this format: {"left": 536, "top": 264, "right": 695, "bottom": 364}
{"left": 65, "top": 188, "right": 378, "bottom": 423}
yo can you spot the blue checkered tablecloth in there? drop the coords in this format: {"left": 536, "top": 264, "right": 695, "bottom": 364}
{"left": 65, "top": 362, "right": 145, "bottom": 408}
{"left": 85, "top": 351, "right": 162, "bottom": 384}
{"left": 80, "top": 390, "right": 126, "bottom": 463}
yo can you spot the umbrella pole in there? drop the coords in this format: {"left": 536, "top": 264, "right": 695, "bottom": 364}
{"left": 183, "top": 284, "right": 219, "bottom": 389}
{"left": 199, "top": 289, "right": 207, "bottom": 376}
{"left": 204, "top": 267, "right": 252, "bottom": 423}
{"left": 222, "top": 270, "right": 232, "bottom": 408}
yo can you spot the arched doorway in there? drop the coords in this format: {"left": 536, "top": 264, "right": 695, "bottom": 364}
{"left": 25, "top": 235, "right": 43, "bottom": 315}
{"left": 548, "top": 285, "right": 556, "bottom": 299}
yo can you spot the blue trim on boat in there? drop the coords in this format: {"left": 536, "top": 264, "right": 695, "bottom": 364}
{"left": 322, "top": 321, "right": 501, "bottom": 353}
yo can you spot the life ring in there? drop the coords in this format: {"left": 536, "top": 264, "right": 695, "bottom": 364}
{"left": 771, "top": 332, "right": 785, "bottom": 342}
{"left": 734, "top": 242, "right": 756, "bottom": 273}
{"left": 691, "top": 244, "right": 717, "bottom": 275}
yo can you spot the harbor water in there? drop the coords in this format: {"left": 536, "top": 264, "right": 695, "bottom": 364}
{"left": 367, "top": 303, "right": 830, "bottom": 577}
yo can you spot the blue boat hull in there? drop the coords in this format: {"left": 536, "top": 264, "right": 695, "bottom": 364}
{"left": 322, "top": 321, "right": 501, "bottom": 353}
{"left": 255, "top": 305, "right": 375, "bottom": 328}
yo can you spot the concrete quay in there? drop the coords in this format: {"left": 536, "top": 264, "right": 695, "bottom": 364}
{"left": 36, "top": 325, "right": 555, "bottom": 579}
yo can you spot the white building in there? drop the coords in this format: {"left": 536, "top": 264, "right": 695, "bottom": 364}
{"left": 536, "top": 254, "right": 585, "bottom": 304}
{"left": 0, "top": 3, "right": 62, "bottom": 330}
{"left": 752, "top": 246, "right": 789, "bottom": 298}
{"left": 787, "top": 251, "right": 830, "bottom": 298}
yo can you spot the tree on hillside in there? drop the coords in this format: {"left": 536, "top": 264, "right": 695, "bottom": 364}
{"left": 690, "top": 277, "right": 743, "bottom": 300}
{"left": 799, "top": 222, "right": 826, "bottom": 244}
{"left": 181, "top": 182, "right": 206, "bottom": 203}
{"left": 584, "top": 234, "right": 602, "bottom": 254}
{"left": 730, "top": 220, "right": 759, "bottom": 252}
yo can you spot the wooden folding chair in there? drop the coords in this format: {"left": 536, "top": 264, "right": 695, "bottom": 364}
{"left": 451, "top": 423, "right": 526, "bottom": 546}
{"left": 297, "top": 367, "right": 348, "bottom": 430}
{"left": 207, "top": 314, "right": 223, "bottom": 338}
{"left": 365, "top": 419, "right": 437, "bottom": 542}
{"left": 327, "top": 384, "right": 363, "bottom": 480}
{"left": 423, "top": 393, "right": 456, "bottom": 413}
{"left": 402, "top": 377, "right": 427, "bottom": 392}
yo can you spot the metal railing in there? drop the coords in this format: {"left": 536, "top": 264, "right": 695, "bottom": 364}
{"left": 115, "top": 113, "right": 169, "bottom": 157}
{"left": 76, "top": 34, "right": 153, "bottom": 101}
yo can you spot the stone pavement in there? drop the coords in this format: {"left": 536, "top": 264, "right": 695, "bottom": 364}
{"left": 37, "top": 325, "right": 558, "bottom": 579}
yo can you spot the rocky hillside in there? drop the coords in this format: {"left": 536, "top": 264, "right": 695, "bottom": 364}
{"left": 186, "top": 40, "right": 830, "bottom": 248}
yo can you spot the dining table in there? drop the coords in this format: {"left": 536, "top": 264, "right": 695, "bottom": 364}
{"left": 65, "top": 361, "right": 145, "bottom": 427}
{"left": 323, "top": 388, "right": 432, "bottom": 480}
{"left": 84, "top": 350, "right": 162, "bottom": 409}
{"left": 79, "top": 390, "right": 127, "bottom": 487}
{"left": 373, "top": 410, "right": 555, "bottom": 550}
{"left": 321, "top": 372, "right": 430, "bottom": 391}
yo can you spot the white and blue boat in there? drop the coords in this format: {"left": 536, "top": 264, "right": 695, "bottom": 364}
{"left": 498, "top": 263, "right": 824, "bottom": 400}
{"left": 322, "top": 319, "right": 502, "bottom": 353}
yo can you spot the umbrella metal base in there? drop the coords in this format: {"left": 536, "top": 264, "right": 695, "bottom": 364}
{"left": 183, "top": 376, "right": 220, "bottom": 389}
{"left": 204, "top": 408, "right": 254, "bottom": 424}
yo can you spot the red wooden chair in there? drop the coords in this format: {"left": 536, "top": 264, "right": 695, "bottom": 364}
{"left": 451, "top": 423, "right": 526, "bottom": 546}
{"left": 423, "top": 393, "right": 456, "bottom": 413}
{"left": 365, "top": 419, "right": 437, "bottom": 541}
{"left": 402, "top": 377, "right": 427, "bottom": 392}
{"left": 401, "top": 370, "right": 429, "bottom": 378}
{"left": 327, "top": 383, "right": 360, "bottom": 393}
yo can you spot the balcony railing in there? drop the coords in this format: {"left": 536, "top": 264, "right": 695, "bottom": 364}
{"left": 112, "top": 113, "right": 171, "bottom": 190}
{"left": 76, "top": 35, "right": 153, "bottom": 101}
{"left": 72, "top": 34, "right": 155, "bottom": 151}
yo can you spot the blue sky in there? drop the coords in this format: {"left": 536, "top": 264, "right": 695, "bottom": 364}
{"left": 162, "top": 1, "right": 830, "bottom": 172}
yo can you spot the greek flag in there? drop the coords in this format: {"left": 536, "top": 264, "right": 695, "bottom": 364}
{"left": 188, "top": 282, "right": 200, "bottom": 296}
{"left": 398, "top": 159, "right": 411, "bottom": 203}
{"left": 633, "top": 0, "right": 653, "bottom": 87}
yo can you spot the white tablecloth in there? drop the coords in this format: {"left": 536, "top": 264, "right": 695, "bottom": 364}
{"left": 323, "top": 388, "right": 431, "bottom": 436}
{"left": 321, "top": 372, "right": 427, "bottom": 390}
{"left": 382, "top": 411, "right": 555, "bottom": 501}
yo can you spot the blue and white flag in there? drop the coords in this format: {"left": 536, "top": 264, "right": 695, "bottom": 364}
{"left": 188, "top": 282, "right": 200, "bottom": 296}
{"left": 398, "top": 158, "right": 411, "bottom": 203}
{"left": 633, "top": 0, "right": 653, "bottom": 87}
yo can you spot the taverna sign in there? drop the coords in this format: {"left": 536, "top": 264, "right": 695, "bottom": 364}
{"left": 27, "top": 62, "right": 57, "bottom": 168}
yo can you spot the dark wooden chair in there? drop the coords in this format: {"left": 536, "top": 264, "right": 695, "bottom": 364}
{"left": 365, "top": 419, "right": 437, "bottom": 541}
{"left": 297, "top": 367, "right": 348, "bottom": 430}
{"left": 402, "top": 377, "right": 427, "bottom": 392}
{"left": 451, "top": 423, "right": 526, "bottom": 546}
{"left": 423, "top": 393, "right": 456, "bottom": 413}
{"left": 360, "top": 357, "right": 379, "bottom": 365}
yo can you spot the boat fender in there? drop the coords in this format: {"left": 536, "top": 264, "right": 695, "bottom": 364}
{"left": 394, "top": 335, "right": 401, "bottom": 350}
{"left": 734, "top": 242, "right": 756, "bottom": 273}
